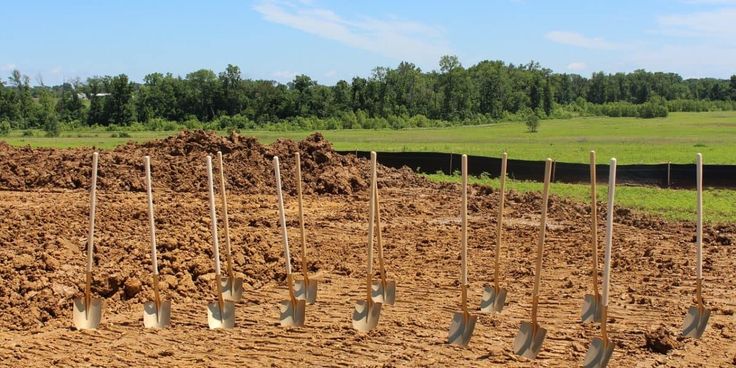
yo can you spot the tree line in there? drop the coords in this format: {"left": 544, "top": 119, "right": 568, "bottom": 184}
{"left": 1, "top": 56, "right": 736, "bottom": 135}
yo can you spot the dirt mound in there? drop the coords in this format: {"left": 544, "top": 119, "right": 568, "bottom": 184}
{"left": 644, "top": 326, "right": 684, "bottom": 354}
{"left": 0, "top": 130, "right": 426, "bottom": 194}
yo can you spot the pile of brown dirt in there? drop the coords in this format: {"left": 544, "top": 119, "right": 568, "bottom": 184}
{"left": 0, "top": 130, "right": 426, "bottom": 194}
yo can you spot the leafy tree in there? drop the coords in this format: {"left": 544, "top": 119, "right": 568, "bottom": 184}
{"left": 525, "top": 113, "right": 540, "bottom": 133}
{"left": 542, "top": 78, "right": 554, "bottom": 116}
{"left": 105, "top": 74, "right": 136, "bottom": 125}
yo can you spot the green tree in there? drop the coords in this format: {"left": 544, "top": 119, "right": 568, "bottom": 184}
{"left": 105, "top": 74, "right": 136, "bottom": 125}
{"left": 542, "top": 78, "right": 554, "bottom": 116}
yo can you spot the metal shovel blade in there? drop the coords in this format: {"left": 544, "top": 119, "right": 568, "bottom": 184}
{"left": 279, "top": 298, "right": 306, "bottom": 327}
{"left": 581, "top": 293, "right": 602, "bottom": 323}
{"left": 294, "top": 279, "right": 318, "bottom": 305}
{"left": 682, "top": 306, "right": 711, "bottom": 338}
{"left": 72, "top": 297, "right": 103, "bottom": 330}
{"left": 513, "top": 321, "right": 547, "bottom": 359}
{"left": 480, "top": 286, "right": 507, "bottom": 313}
{"left": 352, "top": 300, "right": 382, "bottom": 332}
{"left": 371, "top": 280, "right": 397, "bottom": 305}
{"left": 220, "top": 277, "right": 244, "bottom": 302}
{"left": 143, "top": 300, "right": 172, "bottom": 328}
{"left": 447, "top": 311, "right": 477, "bottom": 346}
{"left": 583, "top": 337, "right": 614, "bottom": 368}
{"left": 206, "top": 301, "right": 235, "bottom": 329}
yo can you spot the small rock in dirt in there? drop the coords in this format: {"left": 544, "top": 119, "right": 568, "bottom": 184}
{"left": 124, "top": 278, "right": 143, "bottom": 299}
{"left": 644, "top": 326, "right": 682, "bottom": 354}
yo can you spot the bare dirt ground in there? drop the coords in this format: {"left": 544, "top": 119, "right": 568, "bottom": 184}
{"left": 0, "top": 132, "right": 735, "bottom": 367}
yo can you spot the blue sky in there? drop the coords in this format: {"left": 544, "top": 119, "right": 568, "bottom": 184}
{"left": 1, "top": 0, "right": 735, "bottom": 86}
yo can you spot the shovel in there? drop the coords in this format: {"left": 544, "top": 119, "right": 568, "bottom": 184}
{"left": 72, "top": 152, "right": 103, "bottom": 330}
{"left": 513, "top": 158, "right": 553, "bottom": 359}
{"left": 583, "top": 158, "right": 617, "bottom": 368}
{"left": 293, "top": 152, "right": 318, "bottom": 304}
{"left": 142, "top": 156, "right": 172, "bottom": 329}
{"left": 274, "top": 156, "right": 306, "bottom": 327}
{"left": 352, "top": 151, "right": 383, "bottom": 332}
{"left": 205, "top": 155, "right": 235, "bottom": 329}
{"left": 682, "top": 153, "right": 710, "bottom": 338}
{"left": 371, "top": 163, "right": 396, "bottom": 305}
{"left": 481, "top": 152, "right": 508, "bottom": 313}
{"left": 448, "top": 154, "right": 477, "bottom": 347}
{"left": 582, "top": 150, "right": 602, "bottom": 323}
{"left": 216, "top": 151, "right": 244, "bottom": 302}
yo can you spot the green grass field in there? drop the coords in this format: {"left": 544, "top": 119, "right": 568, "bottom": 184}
{"left": 4, "top": 111, "right": 735, "bottom": 164}
{"left": 3, "top": 111, "right": 735, "bottom": 223}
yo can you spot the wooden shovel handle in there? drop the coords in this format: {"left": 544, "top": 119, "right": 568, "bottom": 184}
{"left": 86, "top": 152, "right": 99, "bottom": 275}
{"left": 602, "top": 159, "right": 616, "bottom": 308}
{"left": 590, "top": 151, "right": 599, "bottom": 297}
{"left": 296, "top": 152, "right": 309, "bottom": 282}
{"left": 206, "top": 156, "right": 222, "bottom": 277}
{"left": 273, "top": 156, "right": 292, "bottom": 276}
{"left": 493, "top": 152, "right": 507, "bottom": 290}
{"left": 599, "top": 158, "right": 617, "bottom": 342}
{"left": 216, "top": 152, "right": 235, "bottom": 278}
{"left": 374, "top": 176, "right": 387, "bottom": 282}
{"left": 531, "top": 158, "right": 553, "bottom": 326}
{"left": 696, "top": 153, "right": 703, "bottom": 308}
{"left": 366, "top": 152, "right": 377, "bottom": 302}
{"left": 144, "top": 156, "right": 159, "bottom": 276}
{"left": 461, "top": 154, "right": 468, "bottom": 287}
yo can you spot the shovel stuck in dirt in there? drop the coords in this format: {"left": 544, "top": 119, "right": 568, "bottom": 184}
{"left": 73, "top": 152, "right": 103, "bottom": 330}
{"left": 481, "top": 152, "right": 508, "bottom": 313}
{"left": 352, "top": 151, "right": 383, "bottom": 332}
{"left": 216, "top": 151, "right": 244, "bottom": 303}
{"left": 205, "top": 155, "right": 235, "bottom": 329}
{"left": 681, "top": 153, "right": 710, "bottom": 339}
{"left": 293, "top": 153, "right": 318, "bottom": 305}
{"left": 513, "top": 158, "right": 553, "bottom": 359}
{"left": 582, "top": 151, "right": 602, "bottom": 323}
{"left": 583, "top": 158, "right": 617, "bottom": 368}
{"left": 142, "top": 156, "right": 172, "bottom": 329}
{"left": 448, "top": 154, "right": 477, "bottom": 347}
{"left": 274, "top": 156, "right": 306, "bottom": 327}
{"left": 371, "top": 166, "right": 396, "bottom": 305}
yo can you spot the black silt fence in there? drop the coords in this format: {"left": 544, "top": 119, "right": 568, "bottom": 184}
{"left": 337, "top": 151, "right": 736, "bottom": 189}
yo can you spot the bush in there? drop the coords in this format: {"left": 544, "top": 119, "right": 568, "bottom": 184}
{"left": 44, "top": 119, "right": 61, "bottom": 137}
{"left": 525, "top": 114, "right": 540, "bottom": 133}
{"left": 0, "top": 120, "right": 10, "bottom": 136}
{"left": 22, "top": 130, "right": 34, "bottom": 137}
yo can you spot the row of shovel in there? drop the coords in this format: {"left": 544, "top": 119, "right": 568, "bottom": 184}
{"left": 70, "top": 150, "right": 709, "bottom": 367}
{"left": 448, "top": 152, "right": 709, "bottom": 368}
{"left": 71, "top": 150, "right": 397, "bottom": 331}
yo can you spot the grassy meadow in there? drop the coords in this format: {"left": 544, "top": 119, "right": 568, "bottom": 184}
{"left": 3, "top": 111, "right": 736, "bottom": 164}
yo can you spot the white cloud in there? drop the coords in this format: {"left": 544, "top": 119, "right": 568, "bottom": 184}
{"left": 324, "top": 69, "right": 337, "bottom": 78}
{"left": 566, "top": 62, "right": 587, "bottom": 71}
{"left": 1, "top": 63, "right": 16, "bottom": 72}
{"left": 657, "top": 8, "right": 736, "bottom": 39}
{"left": 271, "top": 70, "right": 299, "bottom": 81}
{"left": 253, "top": 0, "right": 451, "bottom": 64}
{"left": 628, "top": 43, "right": 736, "bottom": 77}
{"left": 545, "top": 31, "right": 620, "bottom": 50}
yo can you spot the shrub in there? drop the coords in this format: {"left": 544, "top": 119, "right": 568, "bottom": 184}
{"left": 44, "top": 119, "right": 61, "bottom": 137}
{"left": 0, "top": 120, "right": 10, "bottom": 136}
{"left": 525, "top": 114, "right": 540, "bottom": 133}
{"left": 22, "top": 130, "right": 34, "bottom": 137}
